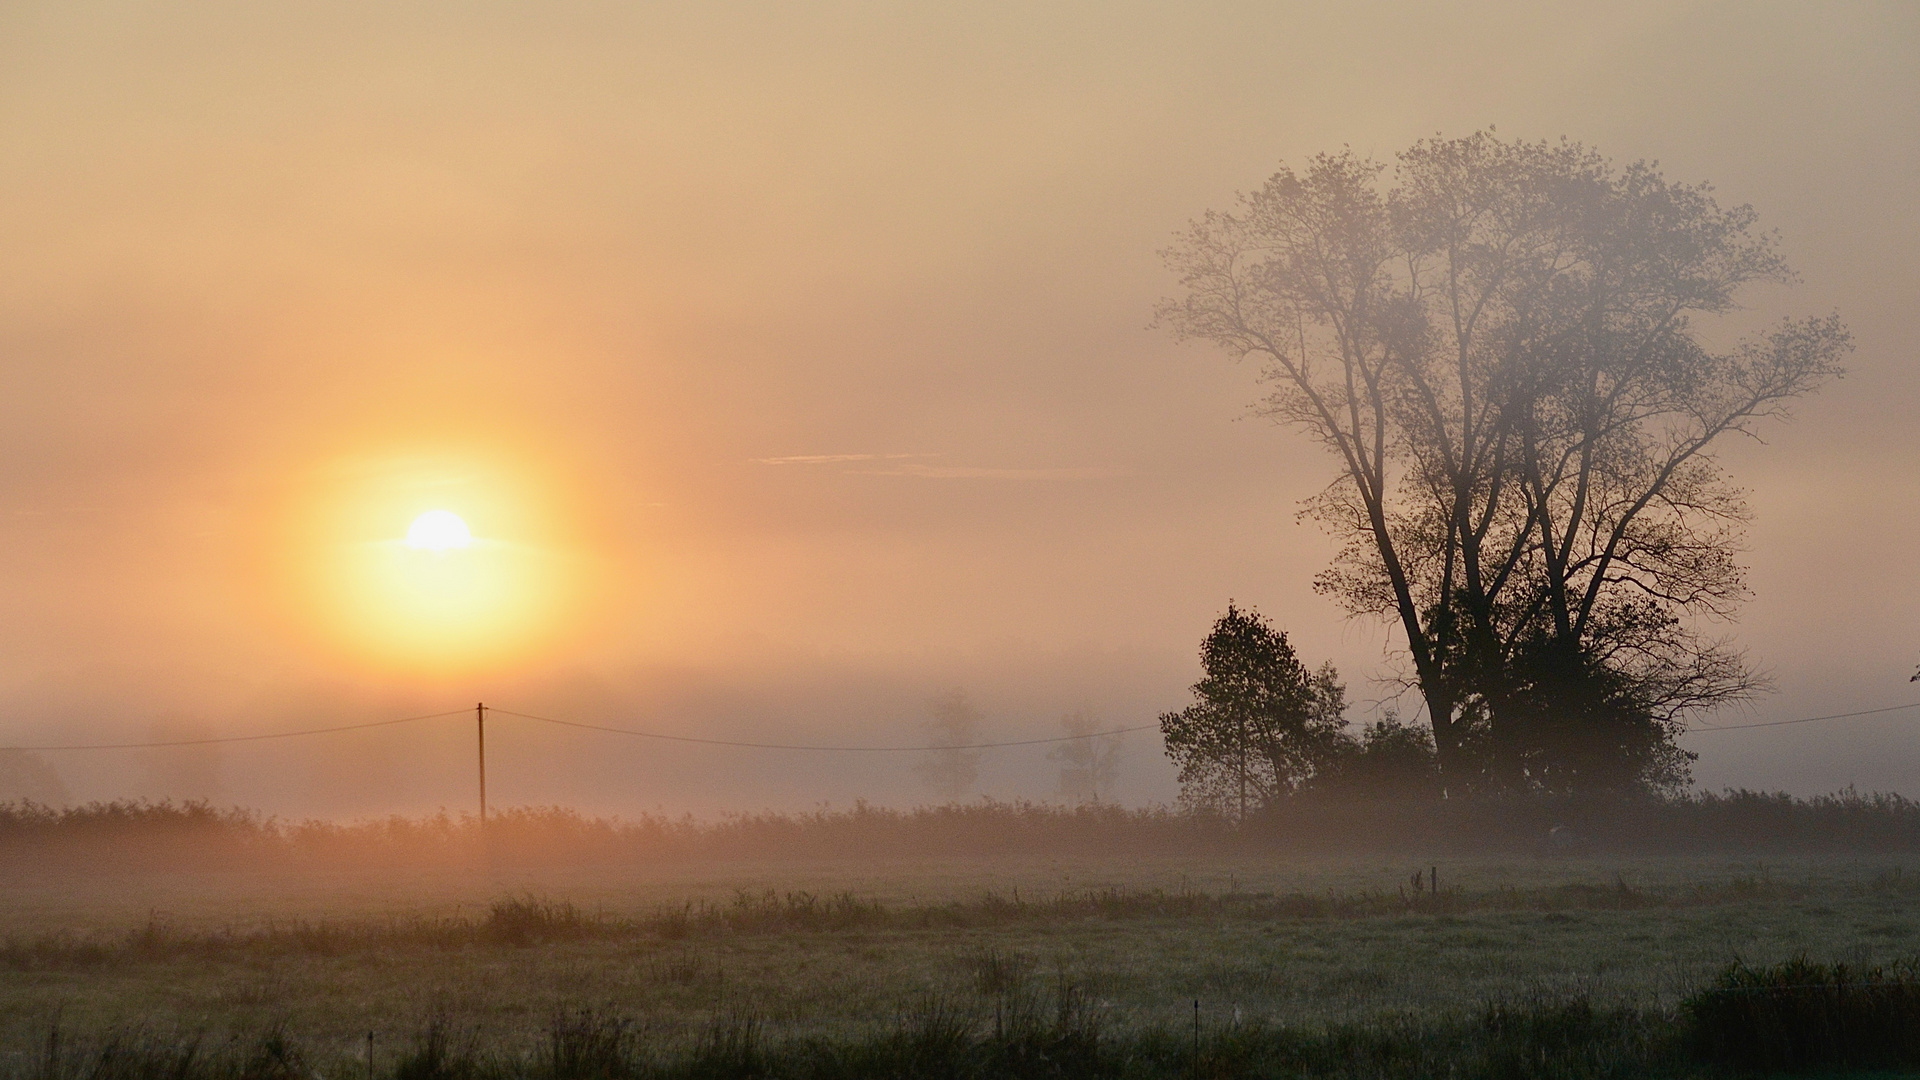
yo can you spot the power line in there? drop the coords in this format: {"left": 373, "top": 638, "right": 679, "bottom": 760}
{"left": 1685, "top": 701, "right": 1920, "bottom": 734}
{"left": 0, "top": 709, "right": 473, "bottom": 752}
{"left": 487, "top": 708, "right": 1154, "bottom": 751}
{"left": 4, "top": 698, "right": 1917, "bottom": 753}
{"left": 0, "top": 705, "right": 1153, "bottom": 754}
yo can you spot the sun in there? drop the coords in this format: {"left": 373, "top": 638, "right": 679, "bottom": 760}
{"left": 405, "top": 509, "right": 472, "bottom": 552}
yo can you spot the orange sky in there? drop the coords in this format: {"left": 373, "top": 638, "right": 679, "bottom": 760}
{"left": 1, "top": 1, "right": 1915, "bottom": 814}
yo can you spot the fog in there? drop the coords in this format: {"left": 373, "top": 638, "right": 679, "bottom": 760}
{"left": 0, "top": 1, "right": 1915, "bottom": 816}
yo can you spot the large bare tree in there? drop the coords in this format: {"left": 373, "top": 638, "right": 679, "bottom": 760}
{"left": 1160, "top": 132, "right": 1850, "bottom": 793}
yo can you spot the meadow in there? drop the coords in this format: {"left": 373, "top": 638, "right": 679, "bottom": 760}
{"left": 8, "top": 829, "right": 1920, "bottom": 1077}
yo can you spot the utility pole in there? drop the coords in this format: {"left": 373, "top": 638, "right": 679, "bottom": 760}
{"left": 476, "top": 702, "right": 488, "bottom": 825}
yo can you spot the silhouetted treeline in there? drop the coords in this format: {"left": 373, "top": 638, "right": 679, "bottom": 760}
{"left": 7, "top": 789, "right": 1920, "bottom": 872}
{"left": 1248, "top": 788, "right": 1920, "bottom": 855}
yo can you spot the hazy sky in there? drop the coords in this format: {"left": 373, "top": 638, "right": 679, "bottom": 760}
{"left": 0, "top": 0, "right": 1914, "bottom": 815}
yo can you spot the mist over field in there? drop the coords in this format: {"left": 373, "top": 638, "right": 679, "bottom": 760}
{"left": 0, "top": 1, "right": 1915, "bottom": 819}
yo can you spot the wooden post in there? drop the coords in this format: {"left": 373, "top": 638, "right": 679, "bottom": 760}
{"left": 477, "top": 702, "right": 488, "bottom": 825}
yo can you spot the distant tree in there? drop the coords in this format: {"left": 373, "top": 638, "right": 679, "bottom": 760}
{"left": 1049, "top": 710, "right": 1124, "bottom": 804}
{"left": 1159, "top": 604, "right": 1349, "bottom": 817}
{"left": 0, "top": 750, "right": 68, "bottom": 807}
{"left": 913, "top": 689, "right": 983, "bottom": 799}
{"left": 1160, "top": 131, "right": 1851, "bottom": 794}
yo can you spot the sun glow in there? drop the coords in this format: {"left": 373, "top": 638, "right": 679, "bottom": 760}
{"left": 281, "top": 445, "right": 588, "bottom": 672}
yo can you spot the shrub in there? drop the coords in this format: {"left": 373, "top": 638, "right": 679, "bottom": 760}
{"left": 1687, "top": 956, "right": 1920, "bottom": 1071}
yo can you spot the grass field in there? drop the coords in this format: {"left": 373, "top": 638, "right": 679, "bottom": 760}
{"left": 7, "top": 851, "right": 1920, "bottom": 1074}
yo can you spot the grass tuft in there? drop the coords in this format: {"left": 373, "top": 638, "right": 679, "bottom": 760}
{"left": 393, "top": 1016, "right": 484, "bottom": 1080}
{"left": 964, "top": 947, "right": 1037, "bottom": 996}
{"left": 543, "top": 1007, "right": 636, "bottom": 1080}
{"left": 486, "top": 897, "right": 590, "bottom": 947}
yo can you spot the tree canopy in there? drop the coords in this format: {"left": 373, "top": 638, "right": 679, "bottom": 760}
{"left": 1161, "top": 132, "right": 1850, "bottom": 794}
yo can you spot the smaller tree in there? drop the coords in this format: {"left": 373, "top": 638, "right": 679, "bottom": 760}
{"left": 1049, "top": 710, "right": 1124, "bottom": 804}
{"left": 1312, "top": 713, "right": 1440, "bottom": 800}
{"left": 1159, "top": 604, "right": 1348, "bottom": 817}
{"left": 913, "top": 689, "right": 983, "bottom": 799}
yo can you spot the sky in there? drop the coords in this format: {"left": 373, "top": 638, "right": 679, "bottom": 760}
{"left": 0, "top": 0, "right": 1914, "bottom": 816}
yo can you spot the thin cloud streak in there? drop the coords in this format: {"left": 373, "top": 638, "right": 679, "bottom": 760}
{"left": 752, "top": 455, "right": 1121, "bottom": 480}
{"left": 750, "top": 453, "right": 926, "bottom": 466}
{"left": 852, "top": 464, "right": 1125, "bottom": 481}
